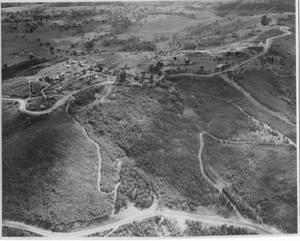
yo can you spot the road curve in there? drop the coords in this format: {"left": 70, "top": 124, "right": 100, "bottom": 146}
{"left": 171, "top": 26, "right": 291, "bottom": 78}
{"left": 2, "top": 80, "right": 115, "bottom": 116}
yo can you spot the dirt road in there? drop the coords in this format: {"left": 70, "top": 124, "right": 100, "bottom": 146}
{"left": 2, "top": 80, "right": 115, "bottom": 116}
{"left": 2, "top": 201, "right": 281, "bottom": 237}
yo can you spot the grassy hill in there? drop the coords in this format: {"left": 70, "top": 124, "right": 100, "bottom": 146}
{"left": 69, "top": 74, "right": 294, "bottom": 221}
{"left": 2, "top": 101, "right": 112, "bottom": 232}
{"left": 202, "top": 136, "right": 297, "bottom": 233}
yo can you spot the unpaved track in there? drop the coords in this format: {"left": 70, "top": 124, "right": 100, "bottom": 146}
{"left": 67, "top": 111, "right": 104, "bottom": 192}
{"left": 198, "top": 132, "right": 243, "bottom": 219}
{"left": 65, "top": 81, "right": 116, "bottom": 193}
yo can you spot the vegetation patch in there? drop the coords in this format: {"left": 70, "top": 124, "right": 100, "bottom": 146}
{"left": 184, "top": 221, "right": 256, "bottom": 236}
{"left": 2, "top": 77, "right": 48, "bottom": 98}
{"left": 2, "top": 227, "right": 41, "bottom": 237}
{"left": 234, "top": 69, "right": 296, "bottom": 124}
{"left": 110, "top": 216, "right": 183, "bottom": 237}
{"left": 202, "top": 136, "right": 297, "bottom": 233}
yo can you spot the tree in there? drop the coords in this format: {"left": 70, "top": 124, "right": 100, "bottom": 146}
{"left": 84, "top": 40, "right": 94, "bottom": 49}
{"left": 261, "top": 15, "right": 269, "bottom": 26}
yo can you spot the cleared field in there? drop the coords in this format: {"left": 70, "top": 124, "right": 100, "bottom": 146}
{"left": 202, "top": 137, "right": 297, "bottom": 233}
{"left": 2, "top": 102, "right": 112, "bottom": 231}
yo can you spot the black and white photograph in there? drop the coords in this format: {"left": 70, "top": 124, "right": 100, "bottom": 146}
{"left": 0, "top": 0, "right": 298, "bottom": 238}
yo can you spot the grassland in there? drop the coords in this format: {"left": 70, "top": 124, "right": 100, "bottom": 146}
{"left": 214, "top": 0, "right": 295, "bottom": 17}
{"left": 169, "top": 74, "right": 296, "bottom": 141}
{"left": 234, "top": 69, "right": 296, "bottom": 124}
{"left": 2, "top": 101, "right": 113, "bottom": 231}
{"left": 202, "top": 136, "right": 297, "bottom": 233}
{"left": 119, "top": 14, "right": 199, "bottom": 41}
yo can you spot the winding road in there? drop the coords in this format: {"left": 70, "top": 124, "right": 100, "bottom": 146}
{"left": 172, "top": 26, "right": 292, "bottom": 78}
{"left": 2, "top": 80, "right": 115, "bottom": 116}
{"left": 2, "top": 24, "right": 294, "bottom": 237}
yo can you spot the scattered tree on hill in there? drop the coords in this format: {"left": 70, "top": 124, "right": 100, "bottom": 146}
{"left": 261, "top": 15, "right": 271, "bottom": 26}
{"left": 84, "top": 40, "right": 94, "bottom": 49}
{"left": 29, "top": 53, "right": 36, "bottom": 60}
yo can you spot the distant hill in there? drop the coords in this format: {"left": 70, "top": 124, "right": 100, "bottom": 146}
{"left": 214, "top": 0, "right": 295, "bottom": 16}
{"left": 1, "top": 2, "right": 43, "bottom": 8}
